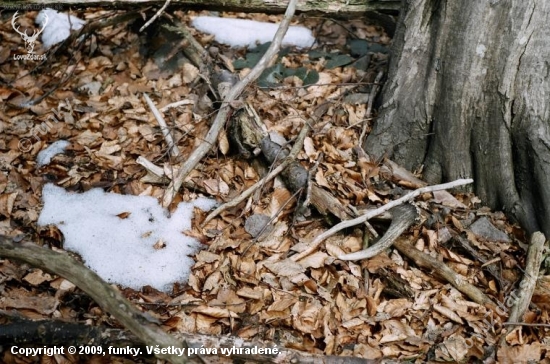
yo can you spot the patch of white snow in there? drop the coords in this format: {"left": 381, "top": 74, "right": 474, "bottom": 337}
{"left": 191, "top": 16, "right": 315, "bottom": 49}
{"left": 36, "top": 140, "right": 70, "bottom": 167}
{"left": 36, "top": 8, "right": 85, "bottom": 49}
{"left": 38, "top": 184, "right": 217, "bottom": 292}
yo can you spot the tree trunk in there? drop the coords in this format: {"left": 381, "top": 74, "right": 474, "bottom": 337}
{"left": 365, "top": 0, "right": 550, "bottom": 237}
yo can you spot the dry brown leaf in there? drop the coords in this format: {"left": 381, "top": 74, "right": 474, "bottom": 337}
{"left": 433, "top": 190, "right": 467, "bottom": 208}
{"left": 380, "top": 298, "right": 411, "bottom": 318}
{"left": 497, "top": 342, "right": 542, "bottom": 364}
{"left": 0, "top": 192, "right": 17, "bottom": 217}
{"left": 76, "top": 130, "right": 102, "bottom": 146}
{"left": 379, "top": 320, "right": 416, "bottom": 344}
{"left": 99, "top": 140, "right": 121, "bottom": 155}
{"left": 325, "top": 241, "right": 347, "bottom": 257}
{"left": 192, "top": 305, "right": 238, "bottom": 318}
{"left": 23, "top": 269, "right": 53, "bottom": 286}
{"left": 303, "top": 136, "right": 317, "bottom": 160}
{"left": 236, "top": 287, "right": 263, "bottom": 300}
{"left": 194, "top": 313, "right": 222, "bottom": 335}
{"left": 116, "top": 211, "right": 131, "bottom": 219}
{"left": 218, "top": 129, "right": 230, "bottom": 155}
{"left": 433, "top": 304, "right": 463, "bottom": 324}
{"left": 297, "top": 251, "right": 329, "bottom": 269}
{"left": 203, "top": 271, "right": 222, "bottom": 292}
{"left": 268, "top": 298, "right": 297, "bottom": 312}
{"left": 196, "top": 250, "right": 220, "bottom": 263}
{"left": 292, "top": 300, "right": 323, "bottom": 334}
{"left": 202, "top": 178, "right": 229, "bottom": 196}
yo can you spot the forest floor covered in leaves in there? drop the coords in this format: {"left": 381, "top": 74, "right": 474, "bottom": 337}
{"left": 1, "top": 7, "right": 549, "bottom": 364}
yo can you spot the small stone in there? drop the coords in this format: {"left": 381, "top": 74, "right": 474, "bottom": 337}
{"left": 245, "top": 214, "right": 271, "bottom": 238}
{"left": 470, "top": 217, "right": 510, "bottom": 242}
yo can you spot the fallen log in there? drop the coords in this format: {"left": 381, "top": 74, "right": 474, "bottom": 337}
{"left": 0, "top": 0, "right": 400, "bottom": 15}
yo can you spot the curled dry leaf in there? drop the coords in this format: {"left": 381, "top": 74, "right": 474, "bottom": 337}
{"left": 263, "top": 258, "right": 305, "bottom": 277}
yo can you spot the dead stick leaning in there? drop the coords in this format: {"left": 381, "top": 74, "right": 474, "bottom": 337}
{"left": 392, "top": 236, "right": 500, "bottom": 310}
{"left": 498, "top": 231, "right": 546, "bottom": 347}
{"left": 143, "top": 93, "right": 180, "bottom": 158}
{"left": 291, "top": 178, "right": 473, "bottom": 261}
{"left": 161, "top": 0, "right": 299, "bottom": 208}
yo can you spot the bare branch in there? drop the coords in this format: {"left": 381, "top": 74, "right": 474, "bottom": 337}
{"left": 143, "top": 93, "right": 180, "bottom": 158}
{"left": 392, "top": 236, "right": 500, "bottom": 311}
{"left": 140, "top": 0, "right": 171, "bottom": 32}
{"left": 292, "top": 178, "right": 474, "bottom": 261}
{"left": 499, "top": 231, "right": 547, "bottom": 347}
{"left": 0, "top": 236, "right": 187, "bottom": 364}
{"left": 162, "top": 0, "right": 299, "bottom": 208}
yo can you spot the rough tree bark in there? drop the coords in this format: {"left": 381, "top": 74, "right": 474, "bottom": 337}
{"left": 365, "top": 0, "right": 550, "bottom": 237}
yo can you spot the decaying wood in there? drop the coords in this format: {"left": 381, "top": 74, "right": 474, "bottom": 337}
{"left": 310, "top": 184, "right": 355, "bottom": 221}
{"left": 162, "top": 0, "right": 299, "bottom": 208}
{"left": 292, "top": 178, "right": 474, "bottom": 262}
{"left": 0, "top": 236, "right": 188, "bottom": 364}
{"left": 0, "top": 0, "right": 400, "bottom": 16}
{"left": 0, "top": 317, "right": 143, "bottom": 348}
{"left": 339, "top": 204, "right": 417, "bottom": 261}
{"left": 499, "top": 231, "right": 547, "bottom": 346}
{"left": 392, "top": 236, "right": 500, "bottom": 312}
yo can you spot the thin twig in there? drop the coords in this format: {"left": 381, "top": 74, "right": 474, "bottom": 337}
{"left": 139, "top": 0, "right": 171, "bottom": 32}
{"left": 143, "top": 93, "right": 180, "bottom": 158}
{"left": 160, "top": 99, "right": 195, "bottom": 112}
{"left": 338, "top": 204, "right": 417, "bottom": 261}
{"left": 136, "top": 156, "right": 164, "bottom": 178}
{"left": 162, "top": 0, "right": 299, "bottom": 208}
{"left": 502, "top": 322, "right": 550, "bottom": 328}
{"left": 359, "top": 70, "right": 384, "bottom": 145}
{"left": 202, "top": 121, "right": 310, "bottom": 226}
{"left": 291, "top": 178, "right": 473, "bottom": 261}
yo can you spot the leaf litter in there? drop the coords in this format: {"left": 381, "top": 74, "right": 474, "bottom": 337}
{"left": 0, "top": 7, "right": 549, "bottom": 364}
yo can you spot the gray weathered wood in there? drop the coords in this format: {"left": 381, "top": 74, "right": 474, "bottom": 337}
{"left": 0, "top": 0, "right": 400, "bottom": 14}
{"left": 365, "top": 0, "right": 550, "bottom": 237}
